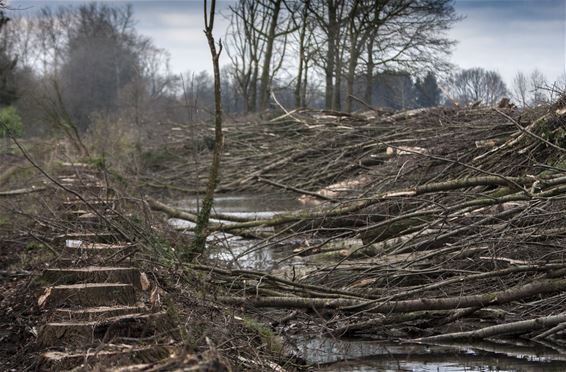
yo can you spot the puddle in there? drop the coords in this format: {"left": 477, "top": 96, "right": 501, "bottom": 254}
{"left": 168, "top": 193, "right": 315, "bottom": 270}
{"left": 292, "top": 336, "right": 566, "bottom": 371}
{"left": 176, "top": 192, "right": 312, "bottom": 215}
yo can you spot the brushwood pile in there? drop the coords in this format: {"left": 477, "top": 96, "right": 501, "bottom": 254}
{"left": 148, "top": 96, "right": 566, "bottom": 343}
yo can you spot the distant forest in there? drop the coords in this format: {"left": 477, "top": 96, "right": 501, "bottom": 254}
{"left": 0, "top": 1, "right": 564, "bottom": 138}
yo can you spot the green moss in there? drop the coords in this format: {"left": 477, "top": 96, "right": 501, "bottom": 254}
{"left": 485, "top": 187, "right": 513, "bottom": 199}
{"left": 164, "top": 297, "right": 187, "bottom": 341}
{"left": 86, "top": 156, "right": 107, "bottom": 170}
{"left": 242, "top": 317, "right": 284, "bottom": 354}
{"left": 243, "top": 317, "right": 272, "bottom": 338}
{"left": 142, "top": 148, "right": 176, "bottom": 172}
{"left": 25, "top": 242, "right": 45, "bottom": 251}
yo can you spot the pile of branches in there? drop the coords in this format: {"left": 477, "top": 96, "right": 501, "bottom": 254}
{"left": 151, "top": 97, "right": 566, "bottom": 345}
{"left": 141, "top": 103, "right": 550, "bottom": 196}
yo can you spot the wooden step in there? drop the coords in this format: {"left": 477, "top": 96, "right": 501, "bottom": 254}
{"left": 112, "top": 364, "right": 153, "bottom": 372}
{"left": 53, "top": 232, "right": 120, "bottom": 245}
{"left": 59, "top": 162, "right": 96, "bottom": 169}
{"left": 41, "top": 267, "right": 143, "bottom": 289}
{"left": 39, "top": 345, "right": 171, "bottom": 371}
{"left": 38, "top": 283, "right": 137, "bottom": 309}
{"left": 63, "top": 240, "right": 135, "bottom": 258}
{"left": 58, "top": 175, "right": 104, "bottom": 184}
{"left": 38, "top": 312, "right": 170, "bottom": 347}
{"left": 53, "top": 305, "right": 147, "bottom": 321}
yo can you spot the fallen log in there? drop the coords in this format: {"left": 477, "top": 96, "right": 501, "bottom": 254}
{"left": 219, "top": 278, "right": 566, "bottom": 314}
{"left": 416, "top": 312, "right": 566, "bottom": 342}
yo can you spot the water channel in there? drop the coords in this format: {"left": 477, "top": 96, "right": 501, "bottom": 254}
{"left": 169, "top": 193, "right": 566, "bottom": 371}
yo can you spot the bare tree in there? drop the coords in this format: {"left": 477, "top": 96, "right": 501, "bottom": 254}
{"left": 530, "top": 69, "right": 549, "bottom": 105}
{"left": 226, "top": 0, "right": 266, "bottom": 113}
{"left": 512, "top": 71, "right": 529, "bottom": 107}
{"left": 512, "top": 69, "right": 559, "bottom": 107}
{"left": 257, "top": 0, "right": 283, "bottom": 111}
{"left": 191, "top": 0, "right": 224, "bottom": 258}
{"left": 226, "top": 0, "right": 295, "bottom": 112}
{"left": 293, "top": 0, "right": 312, "bottom": 108}
{"left": 307, "top": 0, "right": 348, "bottom": 110}
{"left": 308, "top": 0, "right": 458, "bottom": 111}
{"left": 446, "top": 67, "right": 508, "bottom": 106}
{"left": 363, "top": 0, "right": 459, "bottom": 107}
{"left": 344, "top": 0, "right": 374, "bottom": 112}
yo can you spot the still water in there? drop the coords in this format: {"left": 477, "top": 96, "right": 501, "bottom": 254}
{"left": 293, "top": 337, "right": 566, "bottom": 371}
{"left": 170, "top": 193, "right": 315, "bottom": 270}
{"left": 171, "top": 193, "right": 566, "bottom": 371}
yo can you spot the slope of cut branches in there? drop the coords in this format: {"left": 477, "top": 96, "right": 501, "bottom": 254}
{"left": 148, "top": 97, "right": 566, "bottom": 346}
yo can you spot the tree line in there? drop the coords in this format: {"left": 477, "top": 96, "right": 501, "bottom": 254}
{"left": 0, "top": 1, "right": 564, "bottom": 139}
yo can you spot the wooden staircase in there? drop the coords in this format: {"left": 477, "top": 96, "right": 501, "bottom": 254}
{"left": 36, "top": 164, "right": 178, "bottom": 371}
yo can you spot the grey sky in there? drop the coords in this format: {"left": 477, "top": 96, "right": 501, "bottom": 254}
{"left": 9, "top": 0, "right": 566, "bottom": 86}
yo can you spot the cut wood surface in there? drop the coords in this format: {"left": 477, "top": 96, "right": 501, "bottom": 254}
{"left": 41, "top": 267, "right": 142, "bottom": 288}
{"left": 52, "top": 305, "right": 147, "bottom": 321}
{"left": 39, "top": 283, "right": 138, "bottom": 308}
{"left": 38, "top": 312, "right": 169, "bottom": 347}
{"left": 39, "top": 346, "right": 171, "bottom": 371}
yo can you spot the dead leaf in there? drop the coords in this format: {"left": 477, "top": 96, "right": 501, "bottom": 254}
{"left": 139, "top": 272, "right": 151, "bottom": 291}
{"left": 38, "top": 287, "right": 52, "bottom": 307}
{"left": 149, "top": 286, "right": 161, "bottom": 308}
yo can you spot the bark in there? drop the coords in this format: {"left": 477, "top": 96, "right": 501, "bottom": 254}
{"left": 294, "top": 0, "right": 310, "bottom": 108}
{"left": 345, "top": 48, "right": 357, "bottom": 113}
{"left": 301, "top": 59, "right": 309, "bottom": 106}
{"left": 333, "top": 43, "right": 343, "bottom": 111}
{"left": 249, "top": 62, "right": 258, "bottom": 112}
{"left": 258, "top": 0, "right": 283, "bottom": 111}
{"left": 324, "top": 1, "right": 338, "bottom": 110}
{"left": 365, "top": 38, "right": 374, "bottom": 104}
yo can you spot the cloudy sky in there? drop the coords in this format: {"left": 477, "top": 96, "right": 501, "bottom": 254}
{"left": 8, "top": 0, "right": 566, "bottom": 86}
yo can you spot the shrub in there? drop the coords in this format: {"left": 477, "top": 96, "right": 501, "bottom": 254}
{"left": 0, "top": 106, "right": 23, "bottom": 138}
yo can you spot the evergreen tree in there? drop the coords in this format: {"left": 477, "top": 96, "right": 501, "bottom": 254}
{"left": 374, "top": 71, "right": 417, "bottom": 110}
{"left": 415, "top": 72, "right": 441, "bottom": 107}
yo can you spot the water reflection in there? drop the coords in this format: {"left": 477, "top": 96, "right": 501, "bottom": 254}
{"left": 169, "top": 193, "right": 311, "bottom": 270}
{"left": 293, "top": 337, "right": 566, "bottom": 371}
{"left": 176, "top": 193, "right": 313, "bottom": 214}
